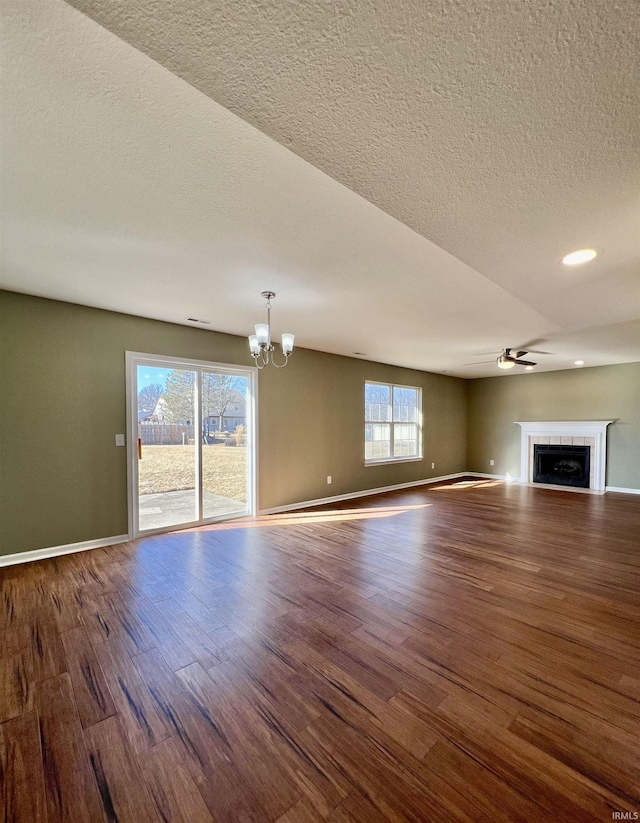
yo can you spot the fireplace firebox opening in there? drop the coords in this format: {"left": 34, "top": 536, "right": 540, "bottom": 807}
{"left": 533, "top": 444, "right": 590, "bottom": 488}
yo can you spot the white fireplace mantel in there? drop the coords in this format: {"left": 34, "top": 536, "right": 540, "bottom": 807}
{"left": 515, "top": 421, "right": 613, "bottom": 493}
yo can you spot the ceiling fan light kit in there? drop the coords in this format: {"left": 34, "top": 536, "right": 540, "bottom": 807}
{"left": 496, "top": 348, "right": 537, "bottom": 370}
{"left": 497, "top": 355, "right": 516, "bottom": 369}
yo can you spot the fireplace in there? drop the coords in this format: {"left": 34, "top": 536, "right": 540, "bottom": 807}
{"left": 533, "top": 444, "right": 590, "bottom": 488}
{"left": 516, "top": 422, "right": 612, "bottom": 493}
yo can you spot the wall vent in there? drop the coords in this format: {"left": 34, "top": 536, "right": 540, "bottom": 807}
{"left": 185, "top": 317, "right": 212, "bottom": 324}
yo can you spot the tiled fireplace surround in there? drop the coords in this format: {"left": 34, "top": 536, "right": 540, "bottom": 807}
{"left": 515, "top": 421, "right": 613, "bottom": 494}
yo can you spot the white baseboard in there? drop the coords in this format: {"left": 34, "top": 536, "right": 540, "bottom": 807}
{"left": 258, "top": 472, "right": 476, "bottom": 515}
{"left": 605, "top": 486, "right": 640, "bottom": 495}
{"left": 0, "top": 534, "right": 130, "bottom": 568}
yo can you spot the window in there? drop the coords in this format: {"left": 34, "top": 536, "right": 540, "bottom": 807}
{"left": 365, "top": 382, "right": 422, "bottom": 464}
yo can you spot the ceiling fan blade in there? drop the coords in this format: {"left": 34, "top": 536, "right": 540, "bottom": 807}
{"left": 461, "top": 360, "right": 497, "bottom": 366}
{"left": 514, "top": 359, "right": 537, "bottom": 366}
{"left": 518, "top": 338, "right": 547, "bottom": 348}
{"left": 513, "top": 350, "right": 528, "bottom": 358}
{"left": 516, "top": 340, "right": 553, "bottom": 355}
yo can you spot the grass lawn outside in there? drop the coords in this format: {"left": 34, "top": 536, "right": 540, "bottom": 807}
{"left": 138, "top": 445, "right": 247, "bottom": 502}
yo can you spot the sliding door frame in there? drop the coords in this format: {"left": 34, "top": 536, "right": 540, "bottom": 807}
{"left": 125, "top": 351, "right": 258, "bottom": 539}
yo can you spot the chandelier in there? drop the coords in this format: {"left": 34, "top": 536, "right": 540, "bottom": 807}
{"left": 248, "top": 292, "right": 295, "bottom": 369}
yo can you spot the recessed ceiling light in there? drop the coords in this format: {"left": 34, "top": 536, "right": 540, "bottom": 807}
{"left": 525, "top": 365, "right": 534, "bottom": 371}
{"left": 561, "top": 248, "right": 599, "bottom": 266}
{"left": 575, "top": 360, "right": 585, "bottom": 365}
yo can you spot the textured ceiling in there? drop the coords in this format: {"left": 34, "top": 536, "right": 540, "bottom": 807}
{"left": 64, "top": 0, "right": 640, "bottom": 332}
{"left": 1, "top": 0, "right": 639, "bottom": 378}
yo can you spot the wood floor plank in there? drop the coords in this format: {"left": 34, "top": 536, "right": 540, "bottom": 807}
{"left": 79, "top": 592, "right": 121, "bottom": 646}
{"left": 176, "top": 661, "right": 303, "bottom": 819}
{"left": 327, "top": 791, "right": 393, "bottom": 823}
{"left": 45, "top": 573, "right": 86, "bottom": 632}
{"left": 132, "top": 648, "right": 231, "bottom": 780}
{"left": 194, "top": 762, "right": 270, "bottom": 823}
{"left": 421, "top": 739, "right": 556, "bottom": 823}
{"left": 508, "top": 710, "right": 640, "bottom": 806}
{"left": 84, "top": 715, "right": 161, "bottom": 823}
{"left": 204, "top": 659, "right": 351, "bottom": 817}
{"left": 35, "top": 673, "right": 107, "bottom": 823}
{"left": 168, "top": 591, "right": 226, "bottom": 634}
{"left": 31, "top": 604, "right": 66, "bottom": 682}
{"left": 0, "top": 623, "right": 33, "bottom": 723}
{"left": 275, "top": 797, "right": 326, "bottom": 823}
{"left": 138, "top": 737, "right": 215, "bottom": 823}
{"left": 283, "top": 637, "right": 439, "bottom": 760}
{"left": 154, "top": 597, "right": 226, "bottom": 669}
{"left": 108, "top": 592, "right": 157, "bottom": 656}
{"left": 306, "top": 712, "right": 466, "bottom": 823}
{"left": 0, "top": 577, "right": 33, "bottom": 632}
{"left": 92, "top": 637, "right": 170, "bottom": 753}
{"left": 124, "top": 595, "right": 196, "bottom": 670}
{"left": 0, "top": 711, "right": 47, "bottom": 823}
{"left": 61, "top": 626, "right": 116, "bottom": 728}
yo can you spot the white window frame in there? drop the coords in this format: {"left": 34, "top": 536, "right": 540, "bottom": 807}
{"left": 364, "top": 381, "right": 423, "bottom": 466}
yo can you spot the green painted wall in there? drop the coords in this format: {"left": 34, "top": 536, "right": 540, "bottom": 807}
{"left": 0, "top": 291, "right": 467, "bottom": 556}
{"left": 5, "top": 290, "right": 635, "bottom": 558}
{"left": 467, "top": 363, "right": 640, "bottom": 489}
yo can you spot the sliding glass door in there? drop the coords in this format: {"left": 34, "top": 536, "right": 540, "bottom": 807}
{"left": 127, "top": 353, "right": 256, "bottom": 537}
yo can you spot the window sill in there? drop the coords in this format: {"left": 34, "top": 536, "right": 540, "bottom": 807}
{"left": 364, "top": 457, "right": 423, "bottom": 467}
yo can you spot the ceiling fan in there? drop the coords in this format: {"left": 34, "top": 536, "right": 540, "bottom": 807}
{"left": 463, "top": 348, "right": 539, "bottom": 370}
{"left": 495, "top": 348, "right": 537, "bottom": 369}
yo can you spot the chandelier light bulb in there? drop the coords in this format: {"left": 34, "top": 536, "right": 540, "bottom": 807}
{"left": 281, "top": 333, "right": 295, "bottom": 354}
{"left": 255, "top": 324, "right": 270, "bottom": 346}
{"left": 248, "top": 334, "right": 259, "bottom": 355}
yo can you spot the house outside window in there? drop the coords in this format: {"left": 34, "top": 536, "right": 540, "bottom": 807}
{"left": 365, "top": 381, "right": 422, "bottom": 464}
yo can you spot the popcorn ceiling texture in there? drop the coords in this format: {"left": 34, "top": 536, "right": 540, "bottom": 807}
{"left": 65, "top": 0, "right": 640, "bottom": 331}
{"left": 5, "top": 0, "right": 561, "bottom": 379}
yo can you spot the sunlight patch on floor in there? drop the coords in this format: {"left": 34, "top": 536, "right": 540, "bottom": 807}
{"left": 431, "top": 479, "right": 505, "bottom": 490}
{"left": 190, "top": 502, "right": 432, "bottom": 531}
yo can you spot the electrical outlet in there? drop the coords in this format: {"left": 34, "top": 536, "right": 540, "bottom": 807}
{"left": 490, "top": 459, "right": 495, "bottom": 466}
{"left": 327, "top": 475, "right": 332, "bottom": 485}
{"left": 431, "top": 462, "right": 435, "bottom": 469}
{"left": 115, "top": 434, "right": 125, "bottom": 447}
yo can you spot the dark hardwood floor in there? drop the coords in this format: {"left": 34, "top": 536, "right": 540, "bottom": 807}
{"left": 1, "top": 478, "right": 639, "bottom": 822}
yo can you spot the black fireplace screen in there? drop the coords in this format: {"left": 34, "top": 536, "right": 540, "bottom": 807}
{"left": 533, "top": 444, "right": 590, "bottom": 488}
